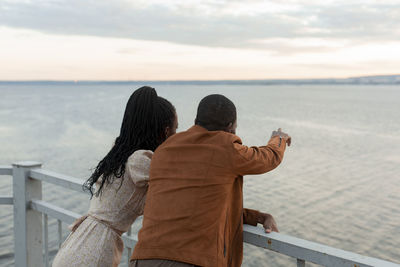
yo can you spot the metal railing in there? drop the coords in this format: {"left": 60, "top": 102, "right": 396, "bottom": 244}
{"left": 0, "top": 162, "right": 399, "bottom": 267}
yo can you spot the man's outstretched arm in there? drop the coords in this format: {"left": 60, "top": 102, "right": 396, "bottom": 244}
{"left": 243, "top": 208, "right": 279, "bottom": 233}
{"left": 232, "top": 128, "right": 291, "bottom": 176}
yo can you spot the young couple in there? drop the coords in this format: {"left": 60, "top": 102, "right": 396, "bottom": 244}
{"left": 53, "top": 86, "right": 291, "bottom": 267}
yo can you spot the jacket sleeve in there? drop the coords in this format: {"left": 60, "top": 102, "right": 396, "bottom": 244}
{"left": 243, "top": 208, "right": 261, "bottom": 226}
{"left": 231, "top": 135, "right": 286, "bottom": 176}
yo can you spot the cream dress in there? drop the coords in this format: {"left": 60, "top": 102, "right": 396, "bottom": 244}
{"left": 52, "top": 150, "right": 153, "bottom": 267}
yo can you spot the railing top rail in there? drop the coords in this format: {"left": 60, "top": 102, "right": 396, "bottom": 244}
{"left": 29, "top": 169, "right": 87, "bottom": 194}
{"left": 0, "top": 165, "right": 12, "bottom": 175}
{"left": 243, "top": 225, "right": 399, "bottom": 267}
{"left": 10, "top": 166, "right": 400, "bottom": 267}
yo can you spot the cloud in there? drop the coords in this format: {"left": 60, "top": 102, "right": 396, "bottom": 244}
{"left": 1, "top": 0, "right": 399, "bottom": 80}
{"left": 248, "top": 37, "right": 351, "bottom": 55}
{"left": 1, "top": 0, "right": 399, "bottom": 50}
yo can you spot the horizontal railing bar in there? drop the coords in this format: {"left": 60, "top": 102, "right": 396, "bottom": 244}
{"left": 30, "top": 199, "right": 81, "bottom": 225}
{"left": 243, "top": 225, "right": 400, "bottom": 267}
{"left": 29, "top": 199, "right": 139, "bottom": 250}
{"left": 0, "top": 196, "right": 13, "bottom": 205}
{"left": 0, "top": 165, "right": 12, "bottom": 175}
{"left": 122, "top": 233, "right": 138, "bottom": 249}
{"left": 29, "top": 169, "right": 86, "bottom": 194}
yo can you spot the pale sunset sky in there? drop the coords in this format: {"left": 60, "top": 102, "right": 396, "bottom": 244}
{"left": 1, "top": 0, "right": 399, "bottom": 80}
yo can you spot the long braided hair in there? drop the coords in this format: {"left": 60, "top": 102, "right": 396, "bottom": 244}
{"left": 83, "top": 86, "right": 176, "bottom": 197}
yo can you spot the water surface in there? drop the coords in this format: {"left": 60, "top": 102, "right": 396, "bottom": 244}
{"left": 0, "top": 84, "right": 399, "bottom": 266}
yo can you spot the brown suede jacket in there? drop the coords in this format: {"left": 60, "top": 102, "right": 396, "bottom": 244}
{"left": 131, "top": 125, "right": 286, "bottom": 267}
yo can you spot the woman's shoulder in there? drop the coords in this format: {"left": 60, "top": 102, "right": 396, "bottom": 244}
{"left": 127, "top": 150, "right": 153, "bottom": 164}
{"left": 126, "top": 150, "right": 153, "bottom": 185}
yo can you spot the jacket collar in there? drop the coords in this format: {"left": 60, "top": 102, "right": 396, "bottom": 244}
{"left": 187, "top": 125, "right": 208, "bottom": 132}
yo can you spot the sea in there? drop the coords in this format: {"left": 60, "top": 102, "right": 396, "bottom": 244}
{"left": 0, "top": 83, "right": 399, "bottom": 266}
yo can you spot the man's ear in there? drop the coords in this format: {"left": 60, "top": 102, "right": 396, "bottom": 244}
{"left": 165, "top": 126, "right": 171, "bottom": 138}
{"left": 226, "top": 122, "right": 234, "bottom": 133}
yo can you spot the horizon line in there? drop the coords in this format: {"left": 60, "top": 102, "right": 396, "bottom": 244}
{"left": 0, "top": 73, "right": 399, "bottom": 83}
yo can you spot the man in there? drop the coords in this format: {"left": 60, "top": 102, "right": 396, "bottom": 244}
{"left": 131, "top": 94, "right": 291, "bottom": 267}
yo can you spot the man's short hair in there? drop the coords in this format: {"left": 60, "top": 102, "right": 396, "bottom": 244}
{"left": 195, "top": 94, "right": 237, "bottom": 131}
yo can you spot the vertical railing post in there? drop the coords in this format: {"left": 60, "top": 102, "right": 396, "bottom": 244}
{"left": 13, "top": 161, "right": 43, "bottom": 267}
{"left": 127, "top": 227, "right": 132, "bottom": 264}
{"left": 43, "top": 214, "right": 49, "bottom": 267}
{"left": 297, "top": 258, "right": 305, "bottom": 267}
{"left": 57, "top": 220, "right": 63, "bottom": 248}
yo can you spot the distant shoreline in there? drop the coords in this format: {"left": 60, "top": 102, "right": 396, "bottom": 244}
{"left": 1, "top": 74, "right": 399, "bottom": 85}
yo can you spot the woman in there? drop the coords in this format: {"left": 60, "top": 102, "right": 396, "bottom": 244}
{"left": 53, "top": 86, "right": 178, "bottom": 267}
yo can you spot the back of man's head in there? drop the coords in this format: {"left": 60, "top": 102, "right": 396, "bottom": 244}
{"left": 195, "top": 94, "right": 237, "bottom": 132}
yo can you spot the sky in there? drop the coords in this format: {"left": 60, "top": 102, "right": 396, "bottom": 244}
{"left": 0, "top": 0, "right": 399, "bottom": 80}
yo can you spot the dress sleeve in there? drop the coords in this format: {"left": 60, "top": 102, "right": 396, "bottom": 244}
{"left": 126, "top": 150, "right": 153, "bottom": 187}
{"left": 231, "top": 135, "right": 286, "bottom": 176}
